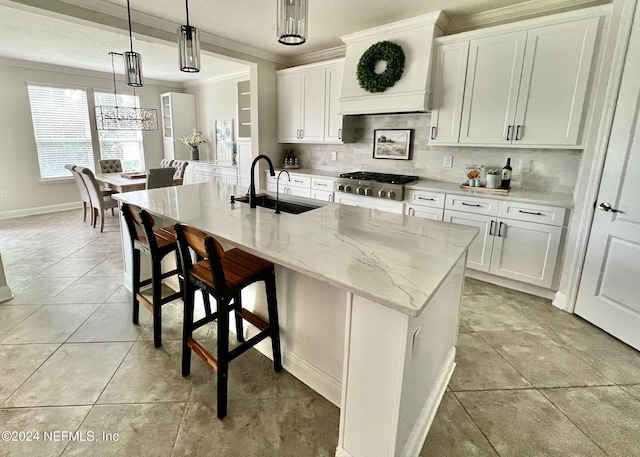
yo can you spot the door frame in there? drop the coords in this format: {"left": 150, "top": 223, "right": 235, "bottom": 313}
{"left": 554, "top": 0, "right": 638, "bottom": 313}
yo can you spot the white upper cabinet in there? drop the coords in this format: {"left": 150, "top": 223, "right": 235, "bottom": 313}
{"left": 324, "top": 63, "right": 345, "bottom": 143}
{"left": 459, "top": 31, "right": 527, "bottom": 145}
{"left": 431, "top": 8, "right": 604, "bottom": 148}
{"left": 277, "top": 68, "right": 325, "bottom": 143}
{"left": 277, "top": 59, "right": 352, "bottom": 144}
{"left": 430, "top": 41, "right": 469, "bottom": 144}
{"left": 512, "top": 18, "right": 599, "bottom": 145}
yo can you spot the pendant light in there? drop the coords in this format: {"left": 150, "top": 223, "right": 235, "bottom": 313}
{"left": 95, "top": 52, "right": 158, "bottom": 131}
{"left": 178, "top": 0, "right": 201, "bottom": 72}
{"left": 277, "top": 0, "right": 308, "bottom": 46}
{"left": 124, "top": 0, "right": 143, "bottom": 87}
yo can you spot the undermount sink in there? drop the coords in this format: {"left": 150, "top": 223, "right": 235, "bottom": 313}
{"left": 234, "top": 194, "right": 322, "bottom": 214}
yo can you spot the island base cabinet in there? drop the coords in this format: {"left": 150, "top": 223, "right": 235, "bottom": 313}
{"left": 337, "top": 255, "right": 465, "bottom": 457}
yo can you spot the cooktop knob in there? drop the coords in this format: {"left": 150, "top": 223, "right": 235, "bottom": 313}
{"left": 337, "top": 184, "right": 345, "bottom": 192}
{"left": 387, "top": 190, "right": 396, "bottom": 199}
{"left": 345, "top": 185, "right": 352, "bottom": 193}
{"left": 356, "top": 186, "right": 365, "bottom": 195}
{"left": 364, "top": 188, "right": 373, "bottom": 196}
{"left": 378, "top": 189, "right": 387, "bottom": 198}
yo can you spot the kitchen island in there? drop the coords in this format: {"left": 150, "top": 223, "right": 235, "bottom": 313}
{"left": 114, "top": 182, "right": 477, "bottom": 457}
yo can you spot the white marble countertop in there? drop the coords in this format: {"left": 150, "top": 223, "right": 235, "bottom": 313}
{"left": 406, "top": 179, "right": 574, "bottom": 208}
{"left": 271, "top": 168, "right": 338, "bottom": 178}
{"left": 114, "top": 183, "right": 478, "bottom": 317}
{"left": 188, "top": 160, "right": 237, "bottom": 169}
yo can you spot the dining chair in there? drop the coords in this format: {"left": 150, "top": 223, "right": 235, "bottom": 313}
{"left": 160, "top": 159, "right": 174, "bottom": 168}
{"left": 174, "top": 223, "right": 282, "bottom": 419}
{"left": 65, "top": 164, "right": 93, "bottom": 224}
{"left": 78, "top": 166, "right": 118, "bottom": 232}
{"left": 171, "top": 160, "right": 188, "bottom": 184}
{"left": 98, "top": 159, "right": 123, "bottom": 173}
{"left": 146, "top": 167, "right": 176, "bottom": 189}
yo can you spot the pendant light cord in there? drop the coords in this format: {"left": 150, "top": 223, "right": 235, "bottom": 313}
{"left": 185, "top": 0, "right": 190, "bottom": 27}
{"left": 127, "top": 0, "right": 134, "bottom": 52}
{"left": 110, "top": 52, "right": 120, "bottom": 110}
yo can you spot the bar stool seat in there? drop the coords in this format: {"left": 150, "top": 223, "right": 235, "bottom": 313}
{"left": 121, "top": 203, "right": 183, "bottom": 348}
{"left": 174, "top": 224, "right": 282, "bottom": 419}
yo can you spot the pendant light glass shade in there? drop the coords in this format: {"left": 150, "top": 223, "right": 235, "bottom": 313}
{"left": 277, "top": 0, "right": 308, "bottom": 45}
{"left": 178, "top": 25, "right": 201, "bottom": 72}
{"left": 123, "top": 51, "right": 143, "bottom": 87}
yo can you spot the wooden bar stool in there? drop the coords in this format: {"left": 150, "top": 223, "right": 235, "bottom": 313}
{"left": 174, "top": 223, "right": 282, "bottom": 419}
{"left": 121, "top": 203, "right": 183, "bottom": 348}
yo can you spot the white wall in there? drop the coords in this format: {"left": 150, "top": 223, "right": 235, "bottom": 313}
{"left": 0, "top": 58, "right": 179, "bottom": 216}
{"left": 185, "top": 72, "right": 249, "bottom": 161}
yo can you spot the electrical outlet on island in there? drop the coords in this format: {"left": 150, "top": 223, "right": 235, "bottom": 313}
{"left": 331, "top": 151, "right": 337, "bottom": 161}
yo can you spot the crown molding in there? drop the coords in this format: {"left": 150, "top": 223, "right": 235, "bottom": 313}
{"left": 0, "top": 56, "right": 184, "bottom": 88}
{"left": 446, "top": 0, "right": 610, "bottom": 34}
{"left": 181, "top": 69, "right": 250, "bottom": 88}
{"left": 290, "top": 46, "right": 346, "bottom": 67}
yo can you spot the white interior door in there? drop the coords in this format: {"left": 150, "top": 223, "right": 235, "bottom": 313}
{"left": 575, "top": 6, "right": 640, "bottom": 350}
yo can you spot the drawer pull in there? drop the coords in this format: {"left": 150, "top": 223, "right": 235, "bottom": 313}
{"left": 498, "top": 221, "right": 505, "bottom": 237}
{"left": 293, "top": 179, "right": 304, "bottom": 184}
{"left": 462, "top": 202, "right": 482, "bottom": 207}
{"left": 519, "top": 210, "right": 544, "bottom": 216}
{"left": 489, "top": 220, "right": 495, "bottom": 236}
{"left": 317, "top": 183, "right": 327, "bottom": 187}
{"left": 418, "top": 197, "right": 435, "bottom": 201}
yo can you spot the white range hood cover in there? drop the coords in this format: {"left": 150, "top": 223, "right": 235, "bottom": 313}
{"left": 339, "top": 11, "right": 448, "bottom": 115}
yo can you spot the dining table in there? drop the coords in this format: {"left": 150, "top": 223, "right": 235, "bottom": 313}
{"left": 95, "top": 172, "right": 182, "bottom": 193}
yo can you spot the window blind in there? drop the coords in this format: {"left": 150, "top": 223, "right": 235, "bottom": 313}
{"left": 94, "top": 91, "right": 146, "bottom": 171}
{"left": 27, "top": 85, "right": 94, "bottom": 180}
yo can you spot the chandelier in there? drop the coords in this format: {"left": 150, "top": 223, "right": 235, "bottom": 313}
{"left": 95, "top": 52, "right": 158, "bottom": 131}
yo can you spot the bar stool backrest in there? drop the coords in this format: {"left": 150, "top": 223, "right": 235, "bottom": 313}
{"left": 175, "top": 224, "right": 227, "bottom": 296}
{"left": 121, "top": 203, "right": 160, "bottom": 252}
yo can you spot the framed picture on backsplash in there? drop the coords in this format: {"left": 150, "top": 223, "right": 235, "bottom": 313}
{"left": 373, "top": 129, "right": 411, "bottom": 160}
{"left": 215, "top": 119, "right": 233, "bottom": 163}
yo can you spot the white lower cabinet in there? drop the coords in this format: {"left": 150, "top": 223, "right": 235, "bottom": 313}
{"left": 184, "top": 163, "right": 238, "bottom": 185}
{"left": 335, "top": 194, "right": 404, "bottom": 214}
{"left": 442, "top": 196, "right": 566, "bottom": 288}
{"left": 404, "top": 189, "right": 445, "bottom": 221}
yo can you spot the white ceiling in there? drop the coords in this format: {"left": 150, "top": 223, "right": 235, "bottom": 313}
{"left": 0, "top": 0, "right": 604, "bottom": 85}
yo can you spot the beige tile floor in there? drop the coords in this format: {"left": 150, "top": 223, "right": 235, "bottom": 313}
{"left": 1, "top": 209, "right": 639, "bottom": 457}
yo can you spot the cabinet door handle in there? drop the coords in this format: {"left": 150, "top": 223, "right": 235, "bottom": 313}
{"left": 489, "top": 220, "right": 495, "bottom": 236}
{"left": 300, "top": 129, "right": 304, "bottom": 139}
{"left": 515, "top": 125, "right": 522, "bottom": 141}
{"left": 338, "top": 128, "right": 342, "bottom": 140}
{"left": 409, "top": 207, "right": 415, "bottom": 216}
{"left": 498, "top": 221, "right": 505, "bottom": 237}
{"left": 462, "top": 202, "right": 482, "bottom": 207}
{"left": 296, "top": 129, "right": 300, "bottom": 139}
{"left": 518, "top": 210, "right": 544, "bottom": 216}
{"left": 506, "top": 125, "right": 513, "bottom": 141}
{"left": 418, "top": 197, "right": 435, "bottom": 201}
{"left": 431, "top": 126, "right": 436, "bottom": 140}
{"left": 329, "top": 194, "right": 333, "bottom": 202}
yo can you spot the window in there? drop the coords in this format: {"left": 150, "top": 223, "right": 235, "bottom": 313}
{"left": 94, "top": 91, "right": 146, "bottom": 171}
{"left": 27, "top": 84, "right": 94, "bottom": 180}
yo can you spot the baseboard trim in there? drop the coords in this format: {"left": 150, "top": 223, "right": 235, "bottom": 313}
{"left": 465, "top": 270, "right": 556, "bottom": 300}
{"left": 0, "top": 201, "right": 81, "bottom": 220}
{"left": 335, "top": 447, "right": 356, "bottom": 457}
{"left": 552, "top": 291, "right": 570, "bottom": 312}
{"left": 0, "top": 285, "right": 13, "bottom": 303}
{"left": 401, "top": 348, "right": 456, "bottom": 457}
{"left": 245, "top": 327, "right": 342, "bottom": 407}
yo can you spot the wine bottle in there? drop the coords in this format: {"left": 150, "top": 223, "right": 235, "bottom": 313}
{"left": 501, "top": 158, "right": 512, "bottom": 189}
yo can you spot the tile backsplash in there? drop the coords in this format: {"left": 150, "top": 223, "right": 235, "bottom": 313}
{"left": 282, "top": 113, "right": 581, "bottom": 194}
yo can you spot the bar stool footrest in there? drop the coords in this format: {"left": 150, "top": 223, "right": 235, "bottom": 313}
{"left": 237, "top": 309, "right": 269, "bottom": 331}
{"left": 228, "top": 330, "right": 271, "bottom": 362}
{"left": 187, "top": 337, "right": 218, "bottom": 371}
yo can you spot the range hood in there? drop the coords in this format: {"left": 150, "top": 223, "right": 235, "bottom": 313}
{"left": 339, "top": 11, "right": 448, "bottom": 116}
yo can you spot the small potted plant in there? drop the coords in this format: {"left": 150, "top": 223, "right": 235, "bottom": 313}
{"left": 179, "top": 129, "right": 207, "bottom": 160}
{"left": 486, "top": 169, "right": 501, "bottom": 188}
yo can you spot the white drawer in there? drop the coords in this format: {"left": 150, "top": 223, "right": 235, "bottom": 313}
{"left": 288, "top": 174, "right": 311, "bottom": 189}
{"left": 405, "top": 189, "right": 445, "bottom": 209}
{"left": 312, "top": 177, "right": 334, "bottom": 191}
{"left": 498, "top": 201, "right": 567, "bottom": 227}
{"left": 445, "top": 194, "right": 498, "bottom": 216}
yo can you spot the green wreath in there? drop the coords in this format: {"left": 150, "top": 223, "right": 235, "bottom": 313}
{"left": 356, "top": 41, "right": 405, "bottom": 93}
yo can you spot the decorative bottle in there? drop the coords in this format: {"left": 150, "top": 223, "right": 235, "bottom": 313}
{"left": 501, "top": 158, "right": 512, "bottom": 189}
